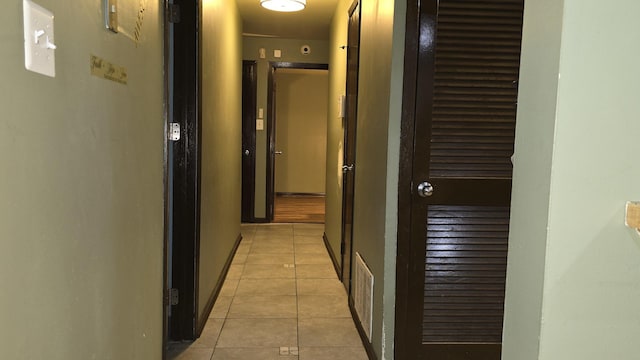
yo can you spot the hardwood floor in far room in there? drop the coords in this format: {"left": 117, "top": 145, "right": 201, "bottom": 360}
{"left": 273, "top": 195, "right": 325, "bottom": 224}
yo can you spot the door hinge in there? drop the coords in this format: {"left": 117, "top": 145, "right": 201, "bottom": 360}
{"left": 165, "top": 288, "right": 179, "bottom": 306}
{"left": 168, "top": 4, "right": 181, "bottom": 23}
{"left": 168, "top": 122, "right": 180, "bottom": 141}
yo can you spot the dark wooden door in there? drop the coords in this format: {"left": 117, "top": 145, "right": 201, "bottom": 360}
{"left": 241, "top": 61, "right": 257, "bottom": 223}
{"left": 340, "top": 0, "right": 361, "bottom": 292}
{"left": 168, "top": 0, "right": 202, "bottom": 342}
{"left": 396, "top": 0, "right": 524, "bottom": 358}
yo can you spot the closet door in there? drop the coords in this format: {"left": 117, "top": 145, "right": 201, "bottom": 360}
{"left": 399, "top": 0, "right": 524, "bottom": 358}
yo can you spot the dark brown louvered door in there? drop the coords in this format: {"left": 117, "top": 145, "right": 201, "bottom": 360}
{"left": 402, "top": 0, "right": 524, "bottom": 358}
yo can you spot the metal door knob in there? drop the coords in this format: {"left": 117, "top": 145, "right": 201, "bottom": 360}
{"left": 417, "top": 181, "right": 434, "bottom": 197}
{"left": 244, "top": 149, "right": 250, "bottom": 156}
{"left": 275, "top": 151, "right": 283, "bottom": 155}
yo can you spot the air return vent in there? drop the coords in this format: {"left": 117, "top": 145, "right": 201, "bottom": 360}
{"left": 353, "top": 252, "right": 373, "bottom": 341}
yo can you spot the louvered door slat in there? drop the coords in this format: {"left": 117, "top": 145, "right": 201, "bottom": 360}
{"left": 428, "top": 0, "right": 522, "bottom": 180}
{"left": 423, "top": 205, "right": 511, "bottom": 344}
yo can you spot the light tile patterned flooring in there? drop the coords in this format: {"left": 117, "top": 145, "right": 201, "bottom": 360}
{"left": 167, "top": 223, "right": 368, "bottom": 360}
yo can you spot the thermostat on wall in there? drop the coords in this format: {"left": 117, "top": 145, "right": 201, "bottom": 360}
{"left": 301, "top": 44, "right": 311, "bottom": 55}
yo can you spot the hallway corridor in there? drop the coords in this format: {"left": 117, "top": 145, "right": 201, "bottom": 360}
{"left": 167, "top": 223, "right": 368, "bottom": 360}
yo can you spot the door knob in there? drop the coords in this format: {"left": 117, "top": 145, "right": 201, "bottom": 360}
{"left": 244, "top": 149, "right": 250, "bottom": 156}
{"left": 342, "top": 164, "right": 354, "bottom": 173}
{"left": 275, "top": 151, "right": 283, "bottom": 155}
{"left": 417, "top": 181, "right": 434, "bottom": 197}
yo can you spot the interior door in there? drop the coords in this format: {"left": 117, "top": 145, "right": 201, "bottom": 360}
{"left": 168, "top": 0, "right": 201, "bottom": 342}
{"left": 340, "top": 0, "right": 361, "bottom": 292}
{"left": 241, "top": 61, "right": 257, "bottom": 223}
{"left": 397, "top": 0, "right": 524, "bottom": 358}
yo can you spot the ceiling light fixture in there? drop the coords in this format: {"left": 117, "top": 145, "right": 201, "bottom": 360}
{"left": 260, "top": 0, "right": 306, "bottom": 12}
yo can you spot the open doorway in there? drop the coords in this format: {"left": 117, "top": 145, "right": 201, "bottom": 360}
{"left": 266, "top": 63, "right": 329, "bottom": 223}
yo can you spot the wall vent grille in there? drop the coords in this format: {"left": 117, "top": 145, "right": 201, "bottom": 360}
{"left": 353, "top": 252, "right": 374, "bottom": 341}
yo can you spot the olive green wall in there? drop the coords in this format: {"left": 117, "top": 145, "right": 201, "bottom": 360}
{"left": 503, "top": 0, "right": 640, "bottom": 358}
{"left": 198, "top": 0, "right": 242, "bottom": 320}
{"left": 243, "top": 37, "right": 329, "bottom": 218}
{"left": 349, "top": 0, "right": 405, "bottom": 358}
{"left": 274, "top": 69, "right": 328, "bottom": 194}
{"left": 325, "top": 0, "right": 351, "bottom": 280}
{"left": 0, "top": 0, "right": 164, "bottom": 358}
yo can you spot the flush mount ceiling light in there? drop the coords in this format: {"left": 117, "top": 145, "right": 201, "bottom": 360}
{"left": 260, "top": 0, "right": 306, "bottom": 12}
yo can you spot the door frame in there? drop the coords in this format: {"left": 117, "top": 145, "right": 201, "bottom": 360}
{"left": 394, "top": 0, "right": 422, "bottom": 356}
{"left": 164, "top": 0, "right": 202, "bottom": 343}
{"left": 162, "top": 0, "right": 170, "bottom": 354}
{"left": 265, "top": 62, "right": 329, "bottom": 221}
{"left": 241, "top": 60, "right": 258, "bottom": 223}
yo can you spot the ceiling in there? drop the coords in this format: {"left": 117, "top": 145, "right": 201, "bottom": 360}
{"left": 236, "top": 0, "right": 340, "bottom": 40}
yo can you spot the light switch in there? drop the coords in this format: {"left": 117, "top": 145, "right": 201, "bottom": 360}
{"left": 256, "top": 119, "right": 264, "bottom": 130}
{"left": 274, "top": 49, "right": 281, "bottom": 58}
{"left": 23, "top": 0, "right": 56, "bottom": 77}
{"left": 258, "top": 108, "right": 264, "bottom": 118}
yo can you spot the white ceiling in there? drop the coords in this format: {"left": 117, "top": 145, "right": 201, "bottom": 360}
{"left": 237, "top": 0, "right": 339, "bottom": 40}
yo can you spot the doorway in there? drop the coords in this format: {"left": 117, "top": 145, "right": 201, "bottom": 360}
{"left": 266, "top": 63, "right": 330, "bottom": 223}
{"left": 396, "top": 0, "right": 525, "bottom": 358}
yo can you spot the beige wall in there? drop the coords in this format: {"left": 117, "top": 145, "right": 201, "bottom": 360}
{"left": 0, "top": 0, "right": 164, "bottom": 358}
{"left": 275, "top": 69, "right": 328, "bottom": 194}
{"left": 503, "top": 0, "right": 640, "bottom": 358}
{"left": 199, "top": 0, "right": 243, "bottom": 320}
{"left": 243, "top": 37, "right": 329, "bottom": 218}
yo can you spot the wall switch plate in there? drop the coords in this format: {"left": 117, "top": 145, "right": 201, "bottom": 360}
{"left": 274, "top": 49, "right": 281, "bottom": 58}
{"left": 23, "top": 0, "right": 56, "bottom": 77}
{"left": 256, "top": 119, "right": 264, "bottom": 130}
{"left": 104, "top": 0, "right": 118, "bottom": 33}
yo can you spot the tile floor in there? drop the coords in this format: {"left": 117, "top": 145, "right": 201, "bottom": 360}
{"left": 167, "top": 223, "right": 368, "bottom": 360}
